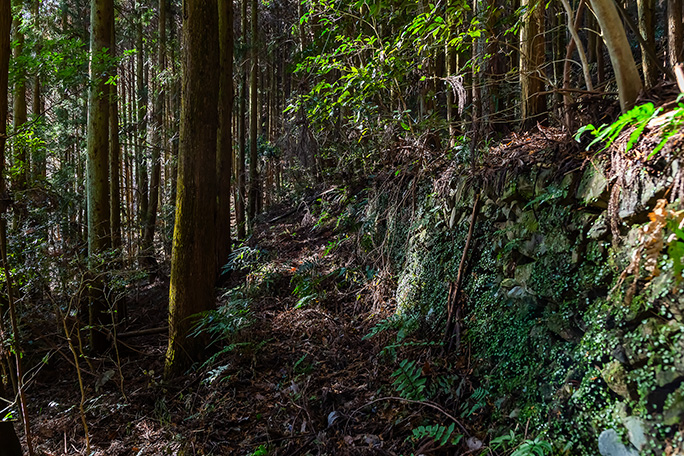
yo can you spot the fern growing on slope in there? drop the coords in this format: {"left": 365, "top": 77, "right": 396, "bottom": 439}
{"left": 391, "top": 359, "right": 427, "bottom": 401}
{"left": 409, "top": 422, "right": 462, "bottom": 447}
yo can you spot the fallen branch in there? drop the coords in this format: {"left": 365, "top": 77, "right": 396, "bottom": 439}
{"left": 348, "top": 396, "right": 470, "bottom": 437}
{"left": 117, "top": 326, "right": 168, "bottom": 338}
{"left": 444, "top": 193, "right": 481, "bottom": 353}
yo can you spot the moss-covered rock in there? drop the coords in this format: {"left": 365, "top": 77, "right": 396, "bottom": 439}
{"left": 577, "top": 161, "right": 610, "bottom": 208}
{"left": 602, "top": 361, "right": 634, "bottom": 399}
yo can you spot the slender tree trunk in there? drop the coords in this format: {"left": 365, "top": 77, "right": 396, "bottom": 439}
{"left": 520, "top": 0, "right": 547, "bottom": 129}
{"left": 595, "top": 18, "right": 606, "bottom": 85}
{"left": 236, "top": 0, "right": 247, "bottom": 240}
{"left": 589, "top": 0, "right": 642, "bottom": 111}
{"left": 638, "top": 0, "right": 657, "bottom": 88}
{"left": 136, "top": 8, "right": 149, "bottom": 244}
{"left": 142, "top": 0, "right": 166, "bottom": 272}
{"left": 562, "top": 0, "right": 591, "bottom": 130}
{"left": 168, "top": 14, "right": 179, "bottom": 212}
{"left": 445, "top": 0, "right": 457, "bottom": 147}
{"left": 12, "top": 13, "right": 27, "bottom": 191}
{"left": 86, "top": 0, "right": 113, "bottom": 353}
{"left": 256, "top": 56, "right": 264, "bottom": 214}
{"left": 471, "top": 0, "right": 483, "bottom": 153}
{"left": 668, "top": 0, "right": 683, "bottom": 68}
{"left": 217, "top": 0, "right": 234, "bottom": 272}
{"left": 165, "top": 0, "right": 219, "bottom": 378}
{"left": 248, "top": 0, "right": 259, "bottom": 228}
{"left": 109, "top": 12, "right": 122, "bottom": 252}
{"left": 32, "top": 0, "right": 45, "bottom": 181}
{"left": 0, "top": 0, "right": 22, "bottom": 451}
{"left": 126, "top": 58, "right": 136, "bottom": 261}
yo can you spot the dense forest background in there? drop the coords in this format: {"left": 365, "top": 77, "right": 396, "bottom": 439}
{"left": 0, "top": 0, "right": 683, "bottom": 454}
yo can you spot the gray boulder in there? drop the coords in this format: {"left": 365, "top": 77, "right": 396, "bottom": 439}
{"left": 598, "top": 429, "right": 639, "bottom": 456}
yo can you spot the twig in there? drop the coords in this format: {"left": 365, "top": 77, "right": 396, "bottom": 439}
{"left": 117, "top": 326, "right": 168, "bottom": 338}
{"left": 444, "top": 193, "right": 481, "bottom": 353}
{"left": 0, "top": 218, "right": 34, "bottom": 456}
{"left": 561, "top": 0, "right": 592, "bottom": 91}
{"left": 49, "top": 286, "right": 91, "bottom": 453}
{"left": 349, "top": 396, "right": 471, "bottom": 437}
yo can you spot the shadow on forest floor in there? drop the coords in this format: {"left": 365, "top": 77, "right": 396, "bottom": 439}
{"left": 23, "top": 196, "right": 479, "bottom": 456}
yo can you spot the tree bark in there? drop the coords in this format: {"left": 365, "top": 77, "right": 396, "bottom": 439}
{"left": 0, "top": 3, "right": 22, "bottom": 452}
{"left": 32, "top": 0, "right": 45, "bottom": 181}
{"left": 471, "top": 0, "right": 483, "bottom": 154}
{"left": 668, "top": 0, "right": 683, "bottom": 68}
{"left": 520, "top": 0, "right": 547, "bottom": 129}
{"left": 248, "top": 0, "right": 259, "bottom": 228}
{"left": 588, "top": 0, "right": 642, "bottom": 111}
{"left": 165, "top": 0, "right": 219, "bottom": 377}
{"left": 142, "top": 0, "right": 166, "bottom": 272}
{"left": 1, "top": 0, "right": 11, "bottom": 202}
{"left": 109, "top": 10, "right": 122, "bottom": 252}
{"left": 136, "top": 7, "right": 149, "bottom": 245}
{"left": 87, "top": 0, "right": 114, "bottom": 353}
{"left": 236, "top": 0, "right": 247, "bottom": 240}
{"left": 445, "top": 0, "right": 459, "bottom": 147}
{"left": 12, "top": 12, "right": 27, "bottom": 191}
{"left": 216, "top": 0, "right": 234, "bottom": 273}
{"left": 637, "top": 0, "right": 657, "bottom": 88}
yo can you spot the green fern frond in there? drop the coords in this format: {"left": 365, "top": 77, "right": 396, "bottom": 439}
{"left": 391, "top": 359, "right": 427, "bottom": 401}
{"left": 470, "top": 386, "right": 487, "bottom": 402}
{"left": 510, "top": 437, "right": 553, "bottom": 456}
{"left": 408, "top": 422, "right": 462, "bottom": 447}
{"left": 363, "top": 316, "right": 399, "bottom": 340}
{"left": 427, "top": 373, "right": 457, "bottom": 398}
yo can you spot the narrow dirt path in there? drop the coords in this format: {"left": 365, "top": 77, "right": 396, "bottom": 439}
{"left": 27, "top": 197, "right": 477, "bottom": 455}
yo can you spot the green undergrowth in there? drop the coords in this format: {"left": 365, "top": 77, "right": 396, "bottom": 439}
{"left": 194, "top": 145, "right": 684, "bottom": 454}
{"left": 356, "top": 152, "right": 684, "bottom": 454}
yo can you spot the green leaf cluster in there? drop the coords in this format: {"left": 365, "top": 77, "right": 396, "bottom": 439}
{"left": 391, "top": 358, "right": 427, "bottom": 400}
{"left": 408, "top": 422, "right": 462, "bottom": 447}
{"left": 575, "top": 96, "right": 684, "bottom": 159}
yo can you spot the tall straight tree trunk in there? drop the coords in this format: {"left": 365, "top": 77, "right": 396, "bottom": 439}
{"left": 0, "top": 1, "right": 23, "bottom": 451}
{"left": 86, "top": 0, "right": 113, "bottom": 353}
{"left": 269, "top": 58, "right": 275, "bottom": 141}
{"left": 263, "top": 60, "right": 270, "bottom": 143}
{"left": 248, "top": 0, "right": 259, "bottom": 228}
{"left": 520, "top": 0, "right": 547, "bottom": 129}
{"left": 142, "top": 0, "right": 166, "bottom": 272}
{"left": 216, "top": 0, "right": 234, "bottom": 272}
{"left": 12, "top": 13, "right": 27, "bottom": 191}
{"left": 136, "top": 8, "right": 149, "bottom": 244}
{"left": 109, "top": 12, "right": 122, "bottom": 252}
{"left": 471, "top": 0, "right": 483, "bottom": 155}
{"left": 168, "top": 14, "right": 179, "bottom": 210}
{"left": 638, "top": 0, "right": 657, "bottom": 88}
{"left": 32, "top": 0, "right": 45, "bottom": 181}
{"left": 668, "top": 0, "right": 683, "bottom": 68}
{"left": 165, "top": 0, "right": 219, "bottom": 378}
{"left": 126, "top": 58, "right": 136, "bottom": 260}
{"left": 236, "top": 0, "right": 247, "bottom": 240}
{"left": 589, "top": 0, "right": 642, "bottom": 111}
{"left": 445, "top": 0, "right": 458, "bottom": 148}
{"left": 256, "top": 54, "right": 264, "bottom": 214}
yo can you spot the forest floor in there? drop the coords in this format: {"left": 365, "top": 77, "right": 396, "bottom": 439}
{"left": 22, "top": 193, "right": 481, "bottom": 456}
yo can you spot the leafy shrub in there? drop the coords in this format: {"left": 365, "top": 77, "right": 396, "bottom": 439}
{"left": 575, "top": 96, "right": 684, "bottom": 158}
